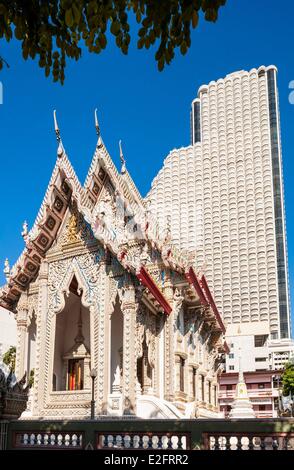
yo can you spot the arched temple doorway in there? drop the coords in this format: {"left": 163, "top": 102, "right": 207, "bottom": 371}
{"left": 52, "top": 276, "right": 91, "bottom": 392}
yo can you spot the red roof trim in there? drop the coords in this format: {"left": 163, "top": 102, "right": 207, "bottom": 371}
{"left": 200, "top": 275, "right": 226, "bottom": 334}
{"left": 185, "top": 267, "right": 208, "bottom": 306}
{"left": 224, "top": 341, "right": 230, "bottom": 354}
{"left": 136, "top": 266, "right": 172, "bottom": 315}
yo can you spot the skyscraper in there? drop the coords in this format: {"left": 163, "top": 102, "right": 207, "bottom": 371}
{"left": 148, "top": 66, "right": 292, "bottom": 367}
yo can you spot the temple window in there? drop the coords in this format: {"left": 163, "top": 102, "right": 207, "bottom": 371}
{"left": 67, "top": 358, "right": 84, "bottom": 391}
{"left": 192, "top": 367, "right": 197, "bottom": 398}
{"left": 208, "top": 381, "right": 212, "bottom": 404}
{"left": 179, "top": 357, "right": 185, "bottom": 392}
{"left": 201, "top": 375, "right": 205, "bottom": 401}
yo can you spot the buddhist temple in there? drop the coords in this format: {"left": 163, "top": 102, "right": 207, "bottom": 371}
{"left": 0, "top": 111, "right": 227, "bottom": 419}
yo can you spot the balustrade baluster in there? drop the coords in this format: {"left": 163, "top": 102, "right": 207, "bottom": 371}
{"left": 283, "top": 437, "right": 289, "bottom": 450}
{"left": 236, "top": 436, "right": 242, "bottom": 450}
{"left": 272, "top": 437, "right": 279, "bottom": 450}
{"left": 260, "top": 437, "right": 266, "bottom": 450}
{"left": 167, "top": 435, "right": 173, "bottom": 449}
{"left": 248, "top": 437, "right": 254, "bottom": 450}
{"left": 214, "top": 435, "right": 220, "bottom": 450}
{"left": 225, "top": 437, "right": 231, "bottom": 450}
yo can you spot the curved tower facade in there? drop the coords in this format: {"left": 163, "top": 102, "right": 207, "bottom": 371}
{"left": 148, "top": 65, "right": 291, "bottom": 343}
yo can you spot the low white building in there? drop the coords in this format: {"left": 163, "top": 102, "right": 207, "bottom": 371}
{"left": 0, "top": 306, "right": 16, "bottom": 357}
{"left": 225, "top": 322, "right": 294, "bottom": 373}
{"left": 225, "top": 322, "right": 270, "bottom": 373}
{"left": 268, "top": 338, "right": 294, "bottom": 370}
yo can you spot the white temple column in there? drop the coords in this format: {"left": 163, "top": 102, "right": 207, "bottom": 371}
{"left": 33, "top": 261, "right": 48, "bottom": 418}
{"left": 121, "top": 285, "right": 137, "bottom": 415}
{"left": 188, "top": 365, "right": 194, "bottom": 401}
{"left": 158, "top": 316, "right": 165, "bottom": 400}
{"left": 163, "top": 273, "right": 175, "bottom": 401}
{"left": 15, "top": 293, "right": 28, "bottom": 380}
{"left": 175, "top": 354, "right": 181, "bottom": 393}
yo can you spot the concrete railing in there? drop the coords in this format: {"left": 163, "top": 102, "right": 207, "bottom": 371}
{"left": 2, "top": 418, "right": 294, "bottom": 450}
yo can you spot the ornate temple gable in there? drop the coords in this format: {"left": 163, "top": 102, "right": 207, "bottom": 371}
{"left": 84, "top": 131, "right": 144, "bottom": 219}
{"left": 0, "top": 151, "right": 83, "bottom": 312}
{"left": 82, "top": 121, "right": 189, "bottom": 280}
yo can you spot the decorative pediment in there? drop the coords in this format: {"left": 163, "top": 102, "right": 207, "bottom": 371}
{"left": 52, "top": 204, "right": 96, "bottom": 253}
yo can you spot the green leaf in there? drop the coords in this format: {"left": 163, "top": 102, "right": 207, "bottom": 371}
{"left": 137, "top": 37, "right": 144, "bottom": 49}
{"left": 192, "top": 10, "right": 199, "bottom": 28}
{"left": 99, "top": 33, "right": 107, "bottom": 49}
{"left": 157, "top": 57, "right": 164, "bottom": 71}
{"left": 65, "top": 8, "right": 74, "bottom": 27}
{"left": 110, "top": 21, "right": 120, "bottom": 36}
{"left": 14, "top": 27, "right": 23, "bottom": 40}
{"left": 180, "top": 42, "right": 187, "bottom": 55}
{"left": 72, "top": 3, "right": 81, "bottom": 24}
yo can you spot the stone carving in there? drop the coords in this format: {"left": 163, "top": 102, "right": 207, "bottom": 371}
{"left": 0, "top": 366, "right": 29, "bottom": 420}
{"left": 59, "top": 206, "right": 95, "bottom": 248}
{"left": 48, "top": 250, "right": 103, "bottom": 314}
{"left": 67, "top": 213, "right": 79, "bottom": 243}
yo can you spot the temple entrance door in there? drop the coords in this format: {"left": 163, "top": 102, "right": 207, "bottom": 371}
{"left": 52, "top": 276, "right": 91, "bottom": 392}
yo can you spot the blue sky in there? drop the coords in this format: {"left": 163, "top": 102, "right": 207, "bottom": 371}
{"left": 0, "top": 0, "right": 294, "bottom": 329}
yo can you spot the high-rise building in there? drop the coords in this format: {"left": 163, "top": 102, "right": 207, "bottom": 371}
{"left": 148, "top": 66, "right": 292, "bottom": 360}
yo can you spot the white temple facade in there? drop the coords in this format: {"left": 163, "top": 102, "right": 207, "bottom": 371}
{"left": 0, "top": 113, "right": 227, "bottom": 420}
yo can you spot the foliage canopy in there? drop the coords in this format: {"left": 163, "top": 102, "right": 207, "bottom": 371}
{"left": 0, "top": 0, "right": 226, "bottom": 83}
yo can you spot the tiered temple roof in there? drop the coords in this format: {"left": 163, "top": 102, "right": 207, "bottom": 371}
{"left": 0, "top": 111, "right": 227, "bottom": 347}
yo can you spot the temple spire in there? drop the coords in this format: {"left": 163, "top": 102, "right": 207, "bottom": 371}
{"left": 94, "top": 108, "right": 102, "bottom": 148}
{"left": 119, "top": 140, "right": 126, "bottom": 174}
{"left": 53, "top": 110, "right": 64, "bottom": 158}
